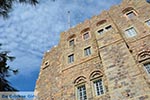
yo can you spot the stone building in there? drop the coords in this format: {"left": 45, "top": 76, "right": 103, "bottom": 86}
{"left": 34, "top": 0, "right": 150, "bottom": 100}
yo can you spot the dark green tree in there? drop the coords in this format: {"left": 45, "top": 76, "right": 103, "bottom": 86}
{"left": 0, "top": 0, "right": 38, "bottom": 91}
{"left": 0, "top": 0, "right": 38, "bottom": 18}
{"left": 0, "top": 44, "right": 19, "bottom": 91}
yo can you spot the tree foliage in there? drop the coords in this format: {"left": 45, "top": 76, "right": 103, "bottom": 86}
{"left": 0, "top": 0, "right": 38, "bottom": 18}
{"left": 0, "top": 44, "right": 18, "bottom": 91}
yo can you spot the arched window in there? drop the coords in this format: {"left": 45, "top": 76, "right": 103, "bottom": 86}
{"left": 90, "top": 70, "right": 105, "bottom": 96}
{"left": 122, "top": 7, "right": 138, "bottom": 19}
{"left": 137, "top": 50, "right": 150, "bottom": 62}
{"left": 81, "top": 28, "right": 90, "bottom": 40}
{"left": 137, "top": 49, "right": 150, "bottom": 74}
{"left": 67, "top": 34, "right": 76, "bottom": 47}
{"left": 74, "top": 76, "right": 87, "bottom": 100}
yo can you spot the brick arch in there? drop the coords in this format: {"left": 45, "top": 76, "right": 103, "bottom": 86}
{"left": 96, "top": 20, "right": 107, "bottom": 26}
{"left": 80, "top": 27, "right": 90, "bottom": 34}
{"left": 89, "top": 70, "right": 103, "bottom": 80}
{"left": 74, "top": 76, "right": 86, "bottom": 84}
{"left": 67, "top": 34, "right": 76, "bottom": 41}
{"left": 122, "top": 7, "right": 136, "bottom": 14}
{"left": 137, "top": 50, "right": 150, "bottom": 62}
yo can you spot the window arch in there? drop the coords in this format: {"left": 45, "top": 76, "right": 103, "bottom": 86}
{"left": 74, "top": 76, "right": 86, "bottom": 85}
{"left": 137, "top": 49, "right": 150, "bottom": 62}
{"left": 122, "top": 7, "right": 135, "bottom": 14}
{"left": 96, "top": 20, "right": 107, "bottom": 26}
{"left": 81, "top": 28, "right": 90, "bottom": 34}
{"left": 67, "top": 34, "right": 76, "bottom": 41}
{"left": 89, "top": 70, "right": 103, "bottom": 80}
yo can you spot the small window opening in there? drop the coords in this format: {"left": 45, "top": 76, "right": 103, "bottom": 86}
{"left": 97, "top": 29, "right": 104, "bottom": 34}
{"left": 69, "top": 39, "right": 74, "bottom": 46}
{"left": 145, "top": 19, "right": 150, "bottom": 26}
{"left": 83, "top": 32, "right": 90, "bottom": 40}
{"left": 125, "top": 27, "right": 137, "bottom": 37}
{"left": 105, "top": 25, "right": 112, "bottom": 30}
{"left": 126, "top": 11, "right": 136, "bottom": 19}
{"left": 68, "top": 54, "right": 74, "bottom": 63}
{"left": 84, "top": 47, "right": 91, "bottom": 56}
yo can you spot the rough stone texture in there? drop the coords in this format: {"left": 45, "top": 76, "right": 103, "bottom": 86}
{"left": 34, "top": 0, "right": 150, "bottom": 100}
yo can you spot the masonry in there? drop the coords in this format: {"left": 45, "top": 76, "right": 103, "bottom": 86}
{"left": 34, "top": 0, "right": 150, "bottom": 100}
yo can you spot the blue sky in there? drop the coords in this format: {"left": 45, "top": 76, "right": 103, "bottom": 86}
{"left": 0, "top": 0, "right": 121, "bottom": 91}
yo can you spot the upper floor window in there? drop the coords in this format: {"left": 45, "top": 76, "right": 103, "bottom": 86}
{"left": 83, "top": 32, "right": 90, "bottom": 40}
{"left": 122, "top": 7, "right": 137, "bottom": 19}
{"left": 126, "top": 11, "right": 136, "bottom": 19}
{"left": 84, "top": 47, "right": 91, "bottom": 56}
{"left": 143, "top": 63, "right": 150, "bottom": 74}
{"left": 125, "top": 27, "right": 137, "bottom": 37}
{"left": 97, "top": 25, "right": 112, "bottom": 35}
{"left": 137, "top": 49, "right": 150, "bottom": 75}
{"left": 77, "top": 85, "right": 87, "bottom": 100}
{"left": 89, "top": 70, "right": 105, "bottom": 96}
{"left": 68, "top": 54, "right": 74, "bottom": 63}
{"left": 93, "top": 79, "right": 104, "bottom": 96}
{"left": 74, "top": 76, "right": 87, "bottom": 100}
{"left": 97, "top": 29, "right": 104, "bottom": 35}
{"left": 69, "top": 39, "right": 74, "bottom": 46}
{"left": 145, "top": 19, "right": 150, "bottom": 26}
{"left": 105, "top": 25, "right": 112, "bottom": 30}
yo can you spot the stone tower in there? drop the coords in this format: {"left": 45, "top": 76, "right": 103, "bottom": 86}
{"left": 34, "top": 0, "right": 150, "bottom": 100}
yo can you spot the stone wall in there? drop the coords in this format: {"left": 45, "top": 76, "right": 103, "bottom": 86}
{"left": 34, "top": 0, "right": 150, "bottom": 100}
